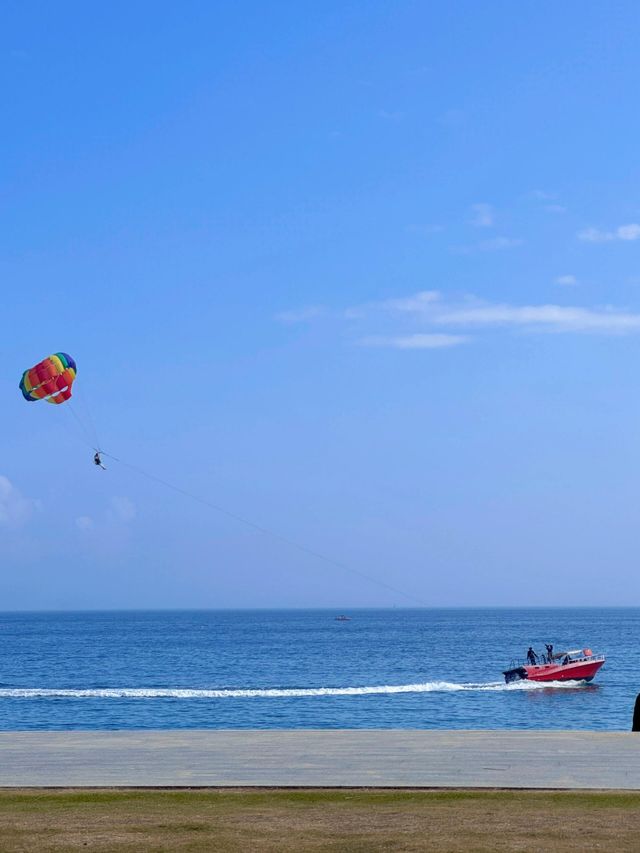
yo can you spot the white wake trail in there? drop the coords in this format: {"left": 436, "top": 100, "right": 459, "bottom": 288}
{"left": 0, "top": 680, "right": 586, "bottom": 700}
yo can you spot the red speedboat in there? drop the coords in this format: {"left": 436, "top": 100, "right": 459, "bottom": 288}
{"left": 503, "top": 648, "right": 605, "bottom": 684}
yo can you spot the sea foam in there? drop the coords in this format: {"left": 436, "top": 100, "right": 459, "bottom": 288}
{"left": 0, "top": 680, "right": 586, "bottom": 700}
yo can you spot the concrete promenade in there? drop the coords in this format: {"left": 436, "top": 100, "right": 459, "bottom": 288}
{"left": 0, "top": 730, "right": 639, "bottom": 788}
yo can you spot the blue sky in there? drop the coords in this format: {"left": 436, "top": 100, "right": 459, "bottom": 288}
{"left": 3, "top": 1, "right": 640, "bottom": 608}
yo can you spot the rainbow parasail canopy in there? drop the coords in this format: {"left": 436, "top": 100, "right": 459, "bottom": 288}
{"left": 19, "top": 353, "right": 77, "bottom": 405}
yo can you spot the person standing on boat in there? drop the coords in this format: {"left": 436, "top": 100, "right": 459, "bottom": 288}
{"left": 545, "top": 643, "right": 553, "bottom": 663}
{"left": 526, "top": 646, "right": 537, "bottom": 665}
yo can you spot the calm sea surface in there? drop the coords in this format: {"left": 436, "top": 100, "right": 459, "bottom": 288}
{"left": 0, "top": 609, "right": 636, "bottom": 731}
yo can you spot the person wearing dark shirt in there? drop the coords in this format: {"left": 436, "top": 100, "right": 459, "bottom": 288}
{"left": 545, "top": 643, "right": 554, "bottom": 663}
{"left": 526, "top": 646, "right": 537, "bottom": 665}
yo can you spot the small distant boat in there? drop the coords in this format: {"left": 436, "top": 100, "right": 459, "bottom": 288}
{"left": 503, "top": 648, "right": 605, "bottom": 684}
{"left": 334, "top": 615, "right": 351, "bottom": 622}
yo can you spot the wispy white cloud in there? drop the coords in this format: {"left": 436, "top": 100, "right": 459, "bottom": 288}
{"left": 377, "top": 290, "right": 640, "bottom": 335}
{"left": 75, "top": 497, "right": 136, "bottom": 534}
{"left": 109, "top": 497, "right": 136, "bottom": 523}
{"left": 529, "top": 190, "right": 557, "bottom": 201}
{"left": 358, "top": 333, "right": 467, "bottom": 350}
{"left": 578, "top": 228, "right": 607, "bottom": 243}
{"left": 0, "top": 476, "right": 40, "bottom": 528}
{"left": 455, "top": 236, "right": 523, "bottom": 253}
{"left": 280, "top": 288, "right": 640, "bottom": 355}
{"left": 275, "top": 305, "right": 325, "bottom": 324}
{"left": 555, "top": 275, "right": 578, "bottom": 286}
{"left": 527, "top": 190, "right": 565, "bottom": 213}
{"left": 578, "top": 224, "right": 640, "bottom": 243}
{"left": 469, "top": 203, "right": 494, "bottom": 228}
{"left": 477, "top": 236, "right": 522, "bottom": 251}
{"left": 436, "top": 303, "right": 640, "bottom": 333}
{"left": 382, "top": 290, "right": 441, "bottom": 313}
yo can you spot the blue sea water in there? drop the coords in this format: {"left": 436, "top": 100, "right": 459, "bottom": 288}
{"left": 0, "top": 609, "right": 636, "bottom": 731}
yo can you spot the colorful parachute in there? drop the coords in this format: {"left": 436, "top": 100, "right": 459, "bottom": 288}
{"left": 19, "top": 353, "right": 77, "bottom": 405}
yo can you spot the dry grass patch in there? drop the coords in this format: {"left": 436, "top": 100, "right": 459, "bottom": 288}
{"left": 0, "top": 789, "right": 638, "bottom": 852}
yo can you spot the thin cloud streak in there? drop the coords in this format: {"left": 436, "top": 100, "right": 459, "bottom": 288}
{"left": 435, "top": 303, "right": 640, "bottom": 333}
{"left": 454, "top": 236, "right": 523, "bottom": 253}
{"left": 280, "top": 291, "right": 640, "bottom": 352}
{"left": 275, "top": 306, "right": 326, "bottom": 324}
{"left": 469, "top": 203, "right": 494, "bottom": 227}
{"left": 529, "top": 190, "right": 557, "bottom": 201}
{"left": 379, "top": 290, "right": 640, "bottom": 334}
{"left": 110, "top": 496, "right": 137, "bottom": 523}
{"left": 358, "top": 333, "right": 467, "bottom": 350}
{"left": 477, "top": 237, "right": 522, "bottom": 251}
{"left": 578, "top": 224, "right": 640, "bottom": 242}
{"left": 383, "top": 291, "right": 441, "bottom": 312}
{"left": 0, "top": 476, "right": 40, "bottom": 528}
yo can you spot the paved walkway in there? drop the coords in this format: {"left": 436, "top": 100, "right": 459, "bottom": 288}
{"left": 0, "top": 730, "right": 638, "bottom": 788}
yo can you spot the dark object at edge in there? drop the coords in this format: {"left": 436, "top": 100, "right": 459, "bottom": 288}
{"left": 632, "top": 694, "right": 640, "bottom": 732}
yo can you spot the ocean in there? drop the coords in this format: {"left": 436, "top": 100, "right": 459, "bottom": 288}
{"left": 0, "top": 608, "right": 636, "bottom": 731}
